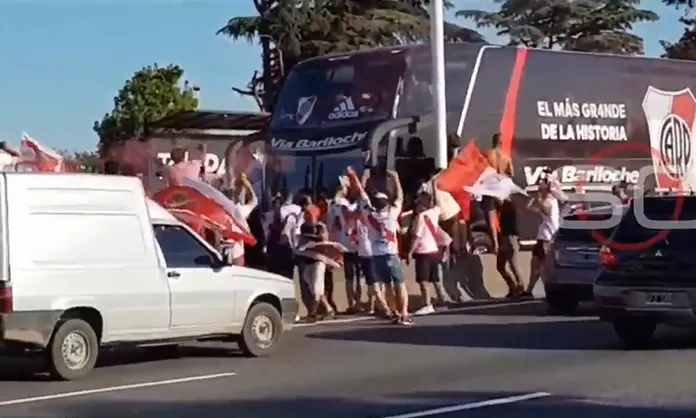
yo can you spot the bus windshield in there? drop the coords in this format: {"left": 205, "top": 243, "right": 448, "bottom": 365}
{"left": 270, "top": 51, "right": 407, "bottom": 129}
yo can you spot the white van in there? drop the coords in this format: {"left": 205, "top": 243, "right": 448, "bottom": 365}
{"left": 0, "top": 172, "right": 297, "bottom": 380}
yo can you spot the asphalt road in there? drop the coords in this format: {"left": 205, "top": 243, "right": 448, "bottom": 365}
{"left": 2, "top": 300, "right": 696, "bottom": 418}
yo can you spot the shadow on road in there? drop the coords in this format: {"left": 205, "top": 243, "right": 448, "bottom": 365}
{"left": 308, "top": 319, "right": 696, "bottom": 351}
{"left": 38, "top": 391, "right": 696, "bottom": 418}
{"left": 440, "top": 300, "right": 597, "bottom": 317}
{"left": 308, "top": 319, "right": 617, "bottom": 350}
{"left": 0, "top": 345, "right": 243, "bottom": 382}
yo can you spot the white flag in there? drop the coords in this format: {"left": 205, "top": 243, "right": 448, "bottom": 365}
{"left": 463, "top": 168, "right": 527, "bottom": 199}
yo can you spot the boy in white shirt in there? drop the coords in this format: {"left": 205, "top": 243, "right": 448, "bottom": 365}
{"left": 354, "top": 168, "right": 411, "bottom": 325}
{"left": 410, "top": 191, "right": 449, "bottom": 315}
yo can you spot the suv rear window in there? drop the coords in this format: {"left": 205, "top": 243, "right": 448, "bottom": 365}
{"left": 611, "top": 196, "right": 696, "bottom": 246}
{"left": 557, "top": 212, "right": 616, "bottom": 243}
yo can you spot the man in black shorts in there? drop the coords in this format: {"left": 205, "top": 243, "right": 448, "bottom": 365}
{"left": 495, "top": 197, "right": 524, "bottom": 298}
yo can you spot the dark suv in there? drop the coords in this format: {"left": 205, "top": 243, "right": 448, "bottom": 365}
{"left": 594, "top": 195, "right": 696, "bottom": 348}
{"left": 545, "top": 205, "right": 625, "bottom": 315}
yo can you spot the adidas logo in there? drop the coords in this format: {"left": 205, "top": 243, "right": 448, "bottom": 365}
{"left": 328, "top": 97, "right": 359, "bottom": 120}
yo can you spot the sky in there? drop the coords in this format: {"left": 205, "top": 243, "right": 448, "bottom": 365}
{"left": 0, "top": 0, "right": 689, "bottom": 152}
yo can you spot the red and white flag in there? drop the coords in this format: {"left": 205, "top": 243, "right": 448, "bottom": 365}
{"left": 436, "top": 140, "right": 526, "bottom": 202}
{"left": 20, "top": 132, "right": 63, "bottom": 172}
{"left": 295, "top": 241, "right": 348, "bottom": 269}
{"left": 153, "top": 176, "right": 256, "bottom": 245}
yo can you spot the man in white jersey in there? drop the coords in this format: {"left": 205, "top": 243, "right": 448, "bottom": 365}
{"left": 525, "top": 177, "right": 560, "bottom": 298}
{"left": 355, "top": 168, "right": 411, "bottom": 325}
{"left": 329, "top": 182, "right": 363, "bottom": 313}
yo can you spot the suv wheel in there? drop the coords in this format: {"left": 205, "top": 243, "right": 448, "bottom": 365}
{"left": 612, "top": 319, "right": 656, "bottom": 349}
{"left": 545, "top": 287, "right": 579, "bottom": 315}
{"left": 45, "top": 319, "right": 99, "bottom": 380}
{"left": 238, "top": 302, "right": 283, "bottom": 357}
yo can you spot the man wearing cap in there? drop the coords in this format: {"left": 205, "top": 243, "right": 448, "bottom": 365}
{"left": 354, "top": 168, "right": 412, "bottom": 325}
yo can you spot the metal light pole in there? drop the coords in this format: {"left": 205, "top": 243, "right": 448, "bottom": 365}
{"left": 430, "top": 0, "right": 448, "bottom": 169}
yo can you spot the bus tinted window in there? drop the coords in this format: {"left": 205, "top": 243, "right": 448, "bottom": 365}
{"left": 271, "top": 52, "right": 406, "bottom": 129}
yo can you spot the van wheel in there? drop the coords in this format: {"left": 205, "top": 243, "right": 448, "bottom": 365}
{"left": 613, "top": 319, "right": 656, "bottom": 349}
{"left": 238, "top": 302, "right": 283, "bottom": 357}
{"left": 545, "top": 288, "right": 579, "bottom": 315}
{"left": 44, "top": 319, "right": 99, "bottom": 380}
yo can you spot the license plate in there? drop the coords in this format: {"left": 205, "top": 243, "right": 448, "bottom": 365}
{"left": 644, "top": 292, "right": 673, "bottom": 306}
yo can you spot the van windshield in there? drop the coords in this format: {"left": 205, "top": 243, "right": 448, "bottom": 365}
{"left": 270, "top": 52, "right": 406, "bottom": 129}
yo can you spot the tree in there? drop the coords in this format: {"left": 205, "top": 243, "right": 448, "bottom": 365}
{"left": 660, "top": 0, "right": 696, "bottom": 59}
{"left": 94, "top": 64, "right": 198, "bottom": 153}
{"left": 661, "top": 18, "right": 696, "bottom": 59}
{"left": 662, "top": 0, "right": 695, "bottom": 7}
{"left": 217, "top": 0, "right": 485, "bottom": 112}
{"left": 57, "top": 150, "right": 101, "bottom": 172}
{"left": 457, "top": 0, "right": 658, "bottom": 55}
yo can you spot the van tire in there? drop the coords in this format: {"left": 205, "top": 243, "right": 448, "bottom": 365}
{"left": 45, "top": 319, "right": 99, "bottom": 380}
{"left": 612, "top": 319, "right": 656, "bottom": 349}
{"left": 238, "top": 302, "right": 283, "bottom": 357}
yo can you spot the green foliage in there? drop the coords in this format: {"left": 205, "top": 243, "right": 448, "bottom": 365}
{"left": 94, "top": 64, "right": 198, "bottom": 152}
{"left": 661, "top": 17, "right": 696, "bottom": 59}
{"left": 218, "top": 0, "right": 485, "bottom": 112}
{"left": 457, "top": 0, "right": 658, "bottom": 55}
{"left": 660, "top": 0, "right": 696, "bottom": 59}
{"left": 663, "top": 0, "right": 695, "bottom": 7}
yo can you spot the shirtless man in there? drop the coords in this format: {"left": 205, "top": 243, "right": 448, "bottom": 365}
{"left": 486, "top": 133, "right": 513, "bottom": 176}
{"left": 484, "top": 134, "right": 513, "bottom": 253}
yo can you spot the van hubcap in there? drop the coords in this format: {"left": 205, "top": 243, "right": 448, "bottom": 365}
{"left": 61, "top": 331, "right": 89, "bottom": 370}
{"left": 251, "top": 315, "right": 274, "bottom": 348}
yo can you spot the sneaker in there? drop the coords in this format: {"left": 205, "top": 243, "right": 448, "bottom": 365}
{"left": 520, "top": 291, "right": 534, "bottom": 299}
{"left": 414, "top": 305, "right": 436, "bottom": 316}
{"left": 398, "top": 317, "right": 414, "bottom": 326}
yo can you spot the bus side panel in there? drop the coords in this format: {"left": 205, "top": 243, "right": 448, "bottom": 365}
{"left": 477, "top": 49, "right": 696, "bottom": 239}
{"left": 459, "top": 48, "right": 517, "bottom": 151}
{"left": 514, "top": 50, "right": 652, "bottom": 190}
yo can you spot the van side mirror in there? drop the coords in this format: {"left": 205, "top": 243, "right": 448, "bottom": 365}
{"left": 219, "top": 248, "right": 233, "bottom": 266}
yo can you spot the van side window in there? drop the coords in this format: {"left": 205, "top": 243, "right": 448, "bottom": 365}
{"left": 153, "top": 225, "right": 216, "bottom": 268}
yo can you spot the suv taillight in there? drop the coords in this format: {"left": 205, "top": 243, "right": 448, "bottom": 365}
{"left": 0, "top": 282, "right": 12, "bottom": 314}
{"left": 599, "top": 245, "right": 618, "bottom": 270}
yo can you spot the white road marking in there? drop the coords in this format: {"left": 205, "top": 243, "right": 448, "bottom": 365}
{"left": 0, "top": 372, "right": 236, "bottom": 406}
{"left": 295, "top": 300, "right": 540, "bottom": 328}
{"left": 379, "top": 392, "right": 551, "bottom": 418}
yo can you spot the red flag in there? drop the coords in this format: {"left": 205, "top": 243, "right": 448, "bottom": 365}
{"left": 153, "top": 177, "right": 256, "bottom": 245}
{"left": 20, "top": 132, "right": 63, "bottom": 172}
{"left": 436, "top": 140, "right": 492, "bottom": 192}
{"left": 435, "top": 140, "right": 492, "bottom": 221}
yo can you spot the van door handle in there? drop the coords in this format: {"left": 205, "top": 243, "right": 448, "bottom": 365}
{"left": 167, "top": 271, "right": 181, "bottom": 279}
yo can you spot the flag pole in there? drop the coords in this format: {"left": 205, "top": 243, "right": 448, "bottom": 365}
{"left": 430, "top": 0, "right": 448, "bottom": 169}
